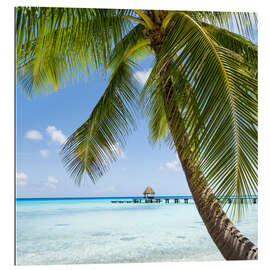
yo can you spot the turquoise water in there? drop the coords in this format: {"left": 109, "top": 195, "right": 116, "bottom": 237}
{"left": 16, "top": 197, "right": 258, "bottom": 265}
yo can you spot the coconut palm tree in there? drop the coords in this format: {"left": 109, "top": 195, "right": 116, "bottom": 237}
{"left": 16, "top": 7, "right": 258, "bottom": 260}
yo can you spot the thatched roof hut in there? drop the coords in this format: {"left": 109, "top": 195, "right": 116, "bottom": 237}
{"left": 143, "top": 186, "right": 155, "bottom": 198}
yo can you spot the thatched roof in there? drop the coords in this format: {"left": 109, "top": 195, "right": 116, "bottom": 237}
{"left": 143, "top": 186, "right": 155, "bottom": 195}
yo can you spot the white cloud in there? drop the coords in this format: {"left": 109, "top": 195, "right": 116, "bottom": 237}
{"left": 47, "top": 176, "right": 59, "bottom": 183}
{"left": 16, "top": 172, "right": 28, "bottom": 186}
{"left": 25, "top": 130, "right": 43, "bottom": 140}
{"left": 166, "top": 160, "right": 181, "bottom": 172}
{"left": 134, "top": 68, "right": 152, "bottom": 85}
{"left": 45, "top": 176, "right": 59, "bottom": 189}
{"left": 40, "top": 149, "right": 49, "bottom": 158}
{"left": 160, "top": 157, "right": 181, "bottom": 172}
{"left": 46, "top": 126, "right": 67, "bottom": 145}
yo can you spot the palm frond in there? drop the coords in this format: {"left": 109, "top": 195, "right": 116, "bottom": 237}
{"left": 186, "top": 11, "right": 257, "bottom": 41}
{"left": 106, "top": 23, "right": 151, "bottom": 70}
{"left": 16, "top": 7, "right": 134, "bottom": 96}
{"left": 141, "top": 60, "right": 200, "bottom": 149}
{"left": 202, "top": 22, "right": 257, "bottom": 76}
{"left": 60, "top": 60, "right": 139, "bottom": 184}
{"left": 140, "top": 72, "right": 170, "bottom": 145}
{"left": 60, "top": 23, "right": 152, "bottom": 184}
{"left": 152, "top": 12, "right": 257, "bottom": 220}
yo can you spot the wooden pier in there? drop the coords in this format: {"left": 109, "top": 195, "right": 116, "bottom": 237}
{"left": 111, "top": 186, "right": 258, "bottom": 205}
{"left": 111, "top": 196, "right": 258, "bottom": 205}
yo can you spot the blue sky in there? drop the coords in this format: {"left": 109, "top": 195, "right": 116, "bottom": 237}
{"left": 16, "top": 56, "right": 190, "bottom": 198}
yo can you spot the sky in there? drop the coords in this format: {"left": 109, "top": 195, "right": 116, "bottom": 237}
{"left": 16, "top": 55, "right": 191, "bottom": 198}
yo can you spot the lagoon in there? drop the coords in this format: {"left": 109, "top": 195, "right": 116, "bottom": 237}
{"left": 16, "top": 197, "right": 258, "bottom": 265}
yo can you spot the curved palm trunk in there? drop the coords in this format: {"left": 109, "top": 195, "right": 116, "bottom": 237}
{"left": 162, "top": 75, "right": 258, "bottom": 260}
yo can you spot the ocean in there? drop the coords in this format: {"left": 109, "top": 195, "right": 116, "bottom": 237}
{"left": 16, "top": 197, "right": 258, "bottom": 265}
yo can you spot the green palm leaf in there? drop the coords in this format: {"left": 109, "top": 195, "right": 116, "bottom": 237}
{"left": 202, "top": 23, "right": 257, "bottom": 76}
{"left": 60, "top": 60, "right": 139, "bottom": 184}
{"left": 150, "top": 12, "right": 257, "bottom": 219}
{"left": 16, "top": 7, "right": 135, "bottom": 96}
{"left": 59, "top": 22, "right": 151, "bottom": 184}
{"left": 187, "top": 11, "right": 257, "bottom": 41}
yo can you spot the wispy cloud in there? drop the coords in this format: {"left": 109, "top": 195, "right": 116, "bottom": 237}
{"left": 40, "top": 149, "right": 49, "bottom": 158}
{"left": 16, "top": 172, "right": 28, "bottom": 186}
{"left": 166, "top": 160, "right": 181, "bottom": 172}
{"left": 25, "top": 130, "right": 43, "bottom": 140}
{"left": 160, "top": 156, "right": 181, "bottom": 172}
{"left": 45, "top": 176, "right": 59, "bottom": 189}
{"left": 134, "top": 68, "right": 152, "bottom": 85}
{"left": 46, "top": 126, "right": 67, "bottom": 145}
{"left": 48, "top": 176, "right": 59, "bottom": 183}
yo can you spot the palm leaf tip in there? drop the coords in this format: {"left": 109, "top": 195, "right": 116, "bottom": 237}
{"left": 60, "top": 61, "right": 139, "bottom": 185}
{"left": 61, "top": 132, "right": 127, "bottom": 185}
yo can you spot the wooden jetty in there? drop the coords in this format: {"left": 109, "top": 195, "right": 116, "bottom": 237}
{"left": 111, "top": 196, "right": 258, "bottom": 205}
{"left": 111, "top": 187, "right": 257, "bottom": 205}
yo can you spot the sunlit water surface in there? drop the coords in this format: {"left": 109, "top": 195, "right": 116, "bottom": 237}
{"left": 16, "top": 198, "right": 258, "bottom": 265}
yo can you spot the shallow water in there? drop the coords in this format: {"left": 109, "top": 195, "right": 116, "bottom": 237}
{"left": 16, "top": 198, "right": 258, "bottom": 265}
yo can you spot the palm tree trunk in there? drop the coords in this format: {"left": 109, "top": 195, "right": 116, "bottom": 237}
{"left": 162, "top": 78, "right": 258, "bottom": 260}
